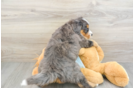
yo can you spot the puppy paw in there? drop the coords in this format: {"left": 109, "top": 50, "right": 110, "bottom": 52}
{"left": 21, "top": 79, "right": 27, "bottom": 86}
{"left": 91, "top": 40, "right": 99, "bottom": 48}
{"left": 96, "top": 84, "right": 99, "bottom": 87}
{"left": 88, "top": 40, "right": 93, "bottom": 47}
{"left": 87, "top": 81, "right": 98, "bottom": 88}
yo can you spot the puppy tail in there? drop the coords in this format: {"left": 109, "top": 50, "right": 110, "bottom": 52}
{"left": 21, "top": 72, "right": 58, "bottom": 86}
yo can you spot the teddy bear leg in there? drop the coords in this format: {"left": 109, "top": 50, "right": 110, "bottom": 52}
{"left": 104, "top": 62, "right": 129, "bottom": 87}
{"left": 105, "top": 74, "right": 129, "bottom": 87}
{"left": 81, "top": 68, "right": 104, "bottom": 85}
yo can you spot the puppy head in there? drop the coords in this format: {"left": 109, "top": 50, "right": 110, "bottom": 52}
{"left": 69, "top": 17, "right": 93, "bottom": 39}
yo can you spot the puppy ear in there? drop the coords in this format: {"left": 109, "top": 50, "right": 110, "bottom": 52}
{"left": 79, "top": 48, "right": 85, "bottom": 56}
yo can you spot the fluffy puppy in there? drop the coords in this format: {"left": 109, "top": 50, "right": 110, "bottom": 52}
{"left": 21, "top": 17, "right": 93, "bottom": 88}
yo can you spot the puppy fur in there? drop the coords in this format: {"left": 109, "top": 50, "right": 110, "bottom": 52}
{"left": 22, "top": 17, "right": 93, "bottom": 88}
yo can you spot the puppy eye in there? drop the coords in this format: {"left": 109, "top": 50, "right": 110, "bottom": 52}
{"left": 84, "top": 28, "right": 88, "bottom": 33}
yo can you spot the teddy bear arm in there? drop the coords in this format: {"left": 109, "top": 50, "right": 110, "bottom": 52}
{"left": 96, "top": 46, "right": 104, "bottom": 62}
{"left": 91, "top": 40, "right": 104, "bottom": 61}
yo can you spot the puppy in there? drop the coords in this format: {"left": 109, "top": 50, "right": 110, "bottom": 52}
{"left": 21, "top": 17, "right": 93, "bottom": 88}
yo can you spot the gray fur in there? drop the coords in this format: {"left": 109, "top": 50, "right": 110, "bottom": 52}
{"left": 25, "top": 17, "right": 93, "bottom": 88}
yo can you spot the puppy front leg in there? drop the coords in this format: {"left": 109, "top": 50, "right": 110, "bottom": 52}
{"left": 79, "top": 39, "right": 93, "bottom": 48}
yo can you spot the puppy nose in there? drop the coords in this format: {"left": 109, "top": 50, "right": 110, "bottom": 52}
{"left": 91, "top": 34, "right": 93, "bottom": 36}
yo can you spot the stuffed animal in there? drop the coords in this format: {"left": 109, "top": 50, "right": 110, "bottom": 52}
{"left": 79, "top": 40, "right": 129, "bottom": 87}
{"left": 32, "top": 40, "right": 129, "bottom": 87}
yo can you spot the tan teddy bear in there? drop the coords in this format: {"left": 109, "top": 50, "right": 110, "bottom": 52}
{"left": 79, "top": 40, "right": 129, "bottom": 87}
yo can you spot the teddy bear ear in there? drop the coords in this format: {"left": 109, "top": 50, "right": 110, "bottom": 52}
{"left": 79, "top": 48, "right": 85, "bottom": 56}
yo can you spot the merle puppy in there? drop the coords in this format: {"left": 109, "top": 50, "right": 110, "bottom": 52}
{"left": 21, "top": 17, "right": 93, "bottom": 88}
